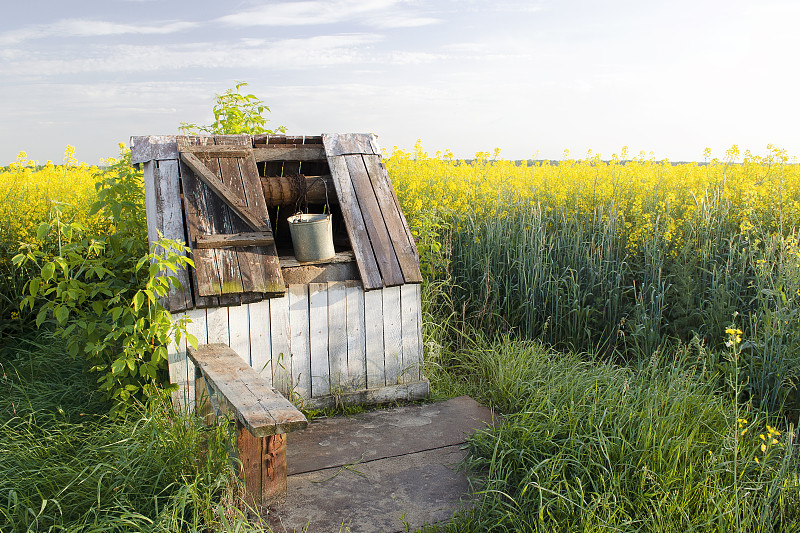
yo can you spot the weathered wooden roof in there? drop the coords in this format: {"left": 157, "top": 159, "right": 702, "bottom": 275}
{"left": 132, "top": 133, "right": 422, "bottom": 312}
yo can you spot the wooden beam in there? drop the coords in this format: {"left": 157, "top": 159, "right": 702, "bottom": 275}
{"left": 180, "top": 152, "right": 270, "bottom": 232}
{"left": 131, "top": 135, "right": 178, "bottom": 165}
{"left": 180, "top": 145, "right": 251, "bottom": 158}
{"left": 195, "top": 231, "right": 275, "bottom": 249}
{"left": 301, "top": 380, "right": 430, "bottom": 410}
{"left": 253, "top": 145, "right": 327, "bottom": 162}
{"left": 260, "top": 174, "right": 336, "bottom": 207}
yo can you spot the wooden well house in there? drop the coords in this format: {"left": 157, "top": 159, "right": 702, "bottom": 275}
{"left": 131, "top": 133, "right": 427, "bottom": 412}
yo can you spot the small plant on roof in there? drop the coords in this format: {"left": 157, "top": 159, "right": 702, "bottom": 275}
{"left": 179, "top": 80, "right": 287, "bottom": 135}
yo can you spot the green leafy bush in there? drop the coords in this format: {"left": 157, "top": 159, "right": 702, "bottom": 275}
{"left": 180, "top": 80, "right": 286, "bottom": 135}
{"left": 13, "top": 149, "right": 195, "bottom": 416}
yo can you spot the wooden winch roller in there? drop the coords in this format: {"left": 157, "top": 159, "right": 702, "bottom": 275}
{"left": 260, "top": 174, "right": 337, "bottom": 207}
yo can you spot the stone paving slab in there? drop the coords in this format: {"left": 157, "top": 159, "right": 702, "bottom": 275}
{"left": 287, "top": 395, "right": 496, "bottom": 475}
{"left": 268, "top": 445, "right": 472, "bottom": 533}
{"left": 266, "top": 396, "right": 495, "bottom": 532}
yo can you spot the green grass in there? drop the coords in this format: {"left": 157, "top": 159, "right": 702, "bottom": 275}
{"left": 421, "top": 335, "right": 800, "bottom": 532}
{"left": 0, "top": 333, "right": 270, "bottom": 532}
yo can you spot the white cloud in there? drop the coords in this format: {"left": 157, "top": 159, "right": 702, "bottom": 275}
{"left": 369, "top": 16, "right": 440, "bottom": 28}
{"left": 218, "top": 0, "right": 440, "bottom": 28}
{"left": 0, "top": 18, "right": 197, "bottom": 45}
{"left": 0, "top": 34, "right": 386, "bottom": 76}
{"left": 219, "top": 0, "right": 397, "bottom": 26}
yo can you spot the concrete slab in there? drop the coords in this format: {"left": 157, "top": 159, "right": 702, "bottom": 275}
{"left": 266, "top": 396, "right": 495, "bottom": 533}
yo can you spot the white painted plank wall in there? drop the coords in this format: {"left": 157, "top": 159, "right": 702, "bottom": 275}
{"left": 228, "top": 304, "right": 250, "bottom": 365}
{"left": 170, "top": 283, "right": 423, "bottom": 409}
{"left": 382, "top": 286, "right": 402, "bottom": 386}
{"left": 309, "top": 283, "right": 330, "bottom": 398}
{"left": 183, "top": 308, "right": 208, "bottom": 409}
{"left": 346, "top": 282, "right": 366, "bottom": 390}
{"left": 289, "top": 285, "right": 311, "bottom": 399}
{"left": 327, "top": 282, "right": 348, "bottom": 393}
{"left": 364, "top": 289, "right": 385, "bottom": 389}
{"left": 270, "top": 295, "right": 292, "bottom": 396}
{"left": 248, "top": 300, "right": 272, "bottom": 381}
{"left": 401, "top": 284, "right": 421, "bottom": 383}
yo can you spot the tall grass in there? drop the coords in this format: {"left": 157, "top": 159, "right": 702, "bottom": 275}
{"left": 423, "top": 337, "right": 800, "bottom": 532}
{"left": 388, "top": 144, "right": 800, "bottom": 415}
{"left": 0, "top": 333, "right": 265, "bottom": 532}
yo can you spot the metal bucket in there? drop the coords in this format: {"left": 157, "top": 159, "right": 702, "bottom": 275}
{"left": 287, "top": 213, "right": 335, "bottom": 262}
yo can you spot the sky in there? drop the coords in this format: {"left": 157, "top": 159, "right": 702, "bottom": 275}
{"left": 1, "top": 0, "right": 799, "bottom": 165}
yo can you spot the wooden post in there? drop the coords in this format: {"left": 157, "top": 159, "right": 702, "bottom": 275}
{"left": 237, "top": 421, "right": 288, "bottom": 508}
{"left": 194, "top": 369, "right": 215, "bottom": 425}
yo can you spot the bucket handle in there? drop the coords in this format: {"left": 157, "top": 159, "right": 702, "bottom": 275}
{"left": 293, "top": 173, "right": 330, "bottom": 217}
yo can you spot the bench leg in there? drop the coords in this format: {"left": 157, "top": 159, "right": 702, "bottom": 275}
{"left": 194, "top": 370, "right": 216, "bottom": 424}
{"left": 237, "top": 420, "right": 288, "bottom": 508}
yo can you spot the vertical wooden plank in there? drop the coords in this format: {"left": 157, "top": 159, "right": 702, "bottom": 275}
{"left": 206, "top": 306, "right": 230, "bottom": 345}
{"left": 228, "top": 303, "right": 250, "bottom": 365}
{"left": 178, "top": 136, "right": 224, "bottom": 302}
{"left": 364, "top": 288, "right": 385, "bottom": 389}
{"left": 261, "top": 434, "right": 287, "bottom": 504}
{"left": 309, "top": 283, "right": 330, "bottom": 398}
{"left": 238, "top": 151, "right": 284, "bottom": 295}
{"left": 270, "top": 293, "right": 292, "bottom": 396}
{"left": 249, "top": 299, "right": 272, "bottom": 384}
{"left": 345, "top": 154, "right": 405, "bottom": 286}
{"left": 183, "top": 308, "right": 208, "bottom": 411}
{"left": 401, "top": 284, "right": 421, "bottom": 383}
{"left": 325, "top": 154, "right": 382, "bottom": 289}
{"left": 156, "top": 159, "right": 194, "bottom": 309}
{"left": 327, "top": 282, "right": 348, "bottom": 392}
{"left": 142, "top": 159, "right": 161, "bottom": 254}
{"left": 143, "top": 159, "right": 192, "bottom": 311}
{"left": 198, "top": 141, "right": 244, "bottom": 297}
{"left": 415, "top": 283, "right": 424, "bottom": 380}
{"left": 382, "top": 286, "right": 402, "bottom": 386}
{"left": 214, "top": 135, "right": 262, "bottom": 295}
{"left": 237, "top": 420, "right": 263, "bottom": 509}
{"left": 167, "top": 317, "right": 188, "bottom": 413}
{"left": 289, "top": 284, "right": 311, "bottom": 400}
{"left": 346, "top": 282, "right": 366, "bottom": 391}
{"left": 362, "top": 155, "right": 422, "bottom": 283}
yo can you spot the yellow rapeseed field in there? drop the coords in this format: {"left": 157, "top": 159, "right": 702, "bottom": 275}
{"left": 385, "top": 141, "right": 800, "bottom": 254}
{"left": 0, "top": 147, "right": 109, "bottom": 256}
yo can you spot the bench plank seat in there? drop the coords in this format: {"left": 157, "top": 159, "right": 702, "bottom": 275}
{"left": 187, "top": 343, "right": 307, "bottom": 437}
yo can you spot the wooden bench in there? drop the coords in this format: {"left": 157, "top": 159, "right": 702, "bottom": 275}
{"left": 187, "top": 343, "right": 308, "bottom": 507}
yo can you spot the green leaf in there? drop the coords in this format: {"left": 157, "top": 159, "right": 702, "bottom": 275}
{"left": 187, "top": 333, "right": 199, "bottom": 350}
{"left": 54, "top": 305, "right": 69, "bottom": 325}
{"left": 29, "top": 278, "right": 40, "bottom": 297}
{"left": 111, "top": 359, "right": 127, "bottom": 376}
{"left": 36, "top": 308, "right": 48, "bottom": 328}
{"left": 133, "top": 291, "right": 145, "bottom": 312}
{"left": 87, "top": 200, "right": 103, "bottom": 217}
{"left": 41, "top": 262, "right": 55, "bottom": 281}
{"left": 37, "top": 222, "right": 51, "bottom": 240}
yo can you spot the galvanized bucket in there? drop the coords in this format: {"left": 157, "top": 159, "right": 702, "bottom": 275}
{"left": 287, "top": 213, "right": 335, "bottom": 262}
